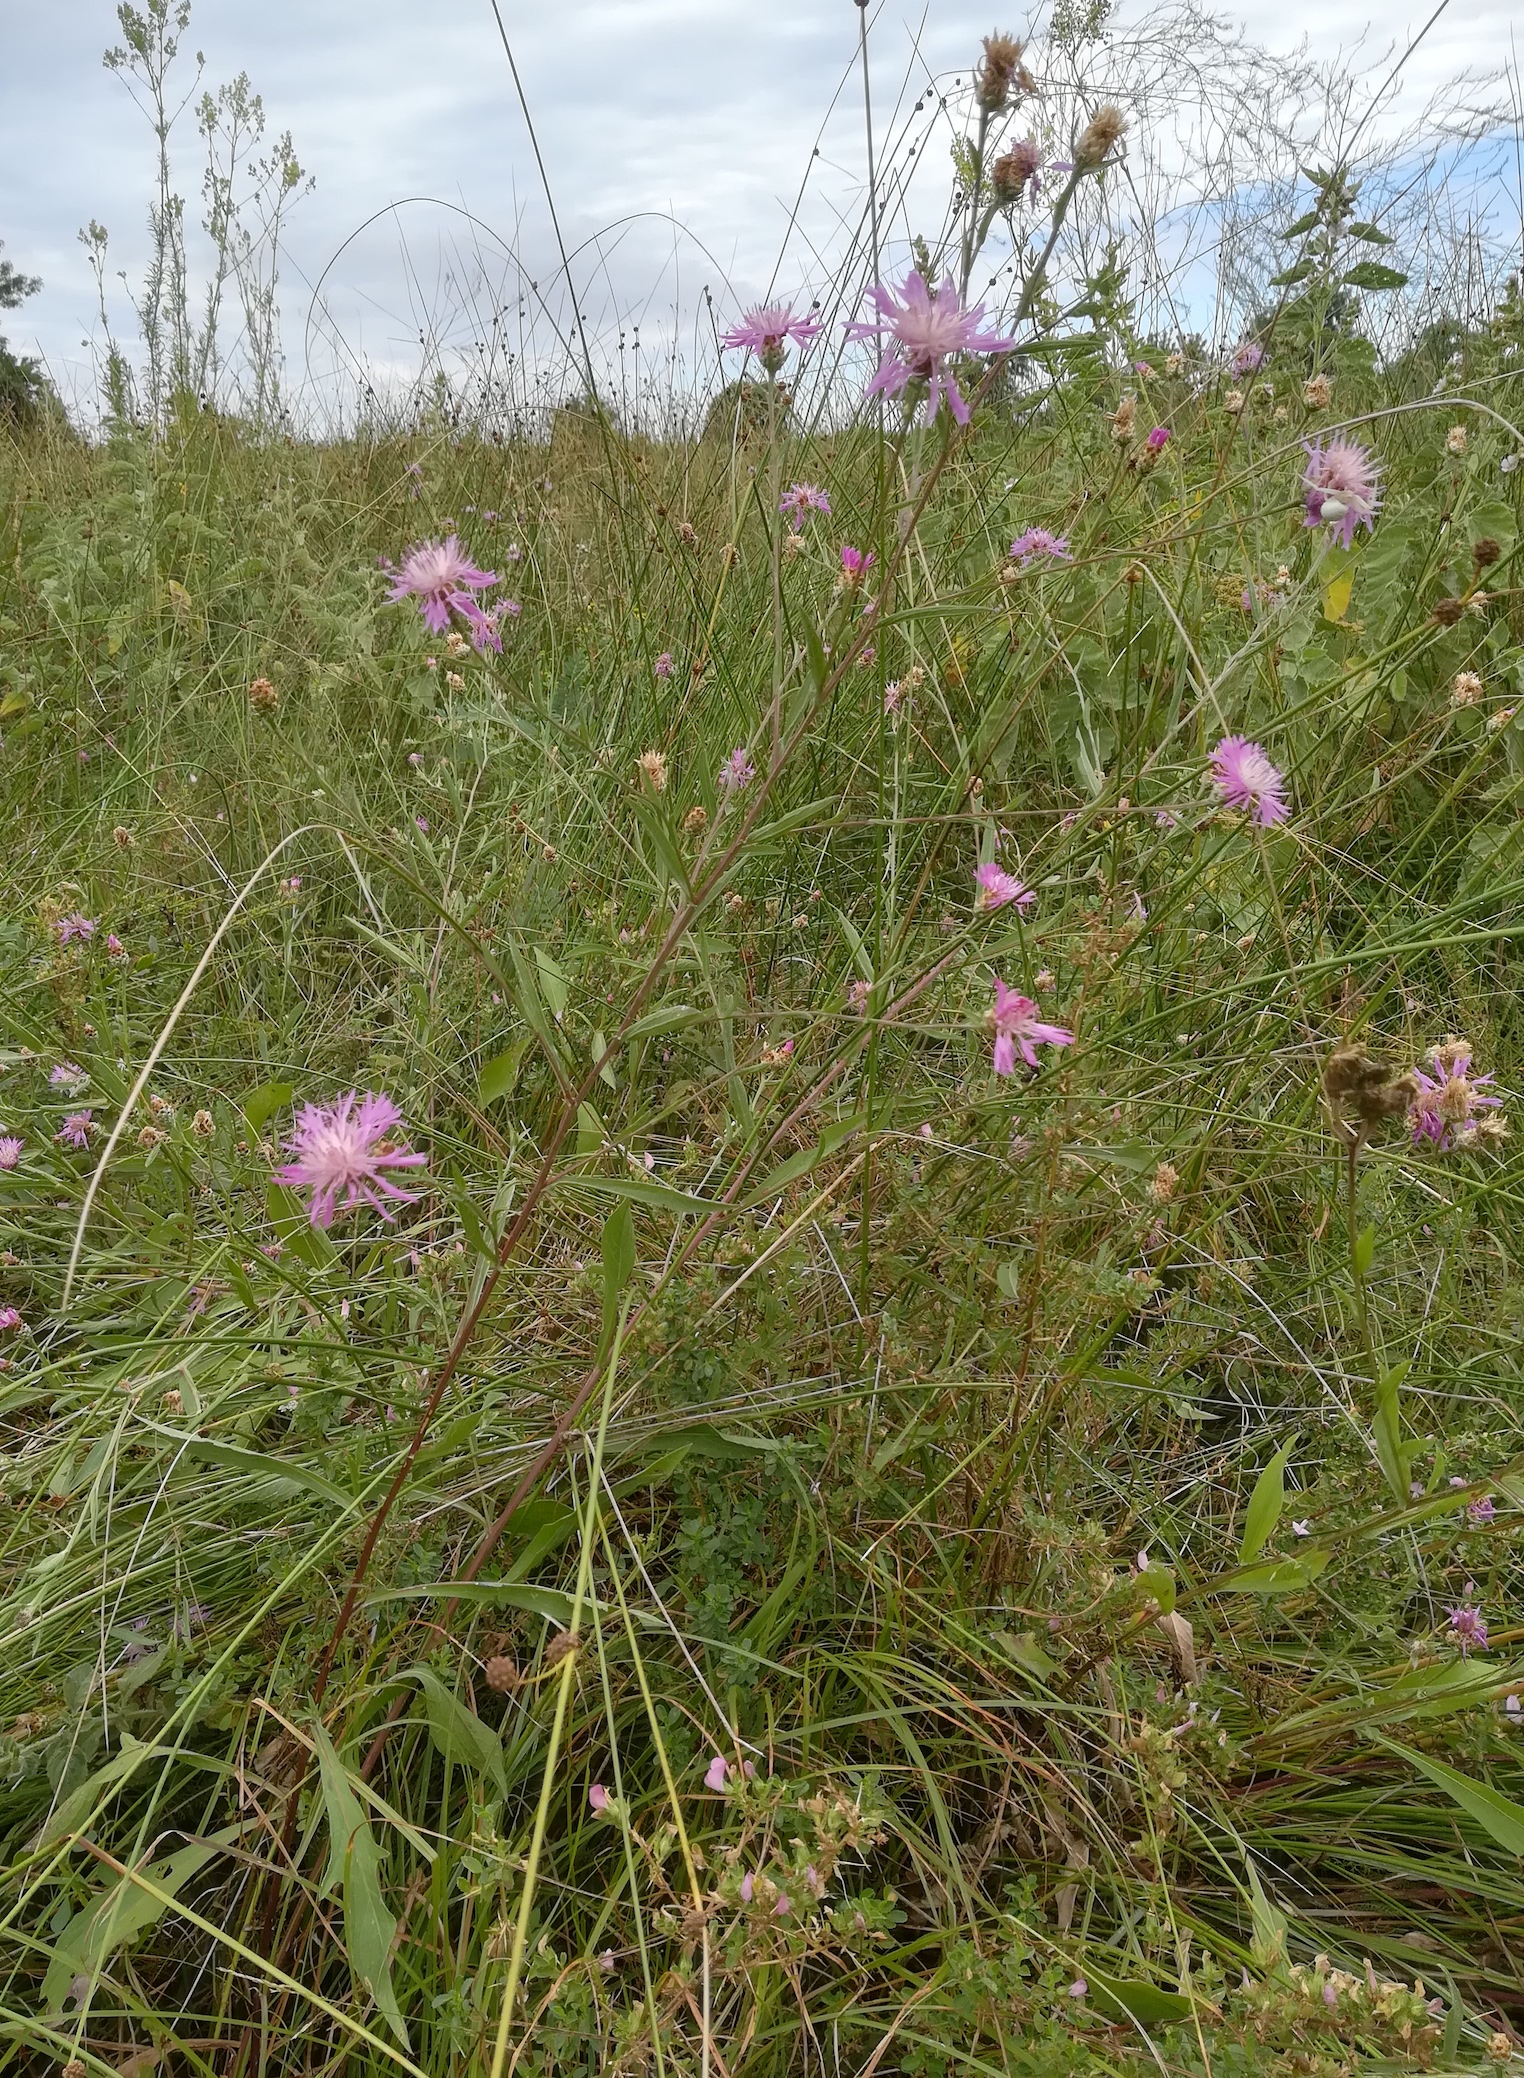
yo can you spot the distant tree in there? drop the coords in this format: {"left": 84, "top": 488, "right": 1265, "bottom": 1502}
{"left": 0, "top": 242, "right": 47, "bottom": 423}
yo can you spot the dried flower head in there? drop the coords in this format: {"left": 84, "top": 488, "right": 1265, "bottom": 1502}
{"left": 1302, "top": 373, "right": 1333, "bottom": 409}
{"left": 484, "top": 1654, "right": 519, "bottom": 1693}
{"left": 1451, "top": 671, "right": 1483, "bottom": 707}
{"left": 1445, "top": 425, "right": 1468, "bottom": 455}
{"left": 1110, "top": 395, "right": 1137, "bottom": 442}
{"left": 1149, "top": 1162, "right": 1178, "bottom": 1204}
{"left": 682, "top": 803, "right": 708, "bottom": 835}
{"left": 1323, "top": 1042, "right": 1419, "bottom": 1146}
{"left": 248, "top": 676, "right": 278, "bottom": 714}
{"left": 112, "top": 824, "right": 135, "bottom": 849}
{"left": 637, "top": 749, "right": 668, "bottom": 793}
{"left": 1431, "top": 595, "right": 1466, "bottom": 626}
{"left": 192, "top": 1108, "right": 214, "bottom": 1137}
{"left": 974, "top": 32, "right": 1031, "bottom": 112}
{"left": 991, "top": 138, "right": 1043, "bottom": 204}
{"left": 1472, "top": 537, "right": 1501, "bottom": 568}
{"left": 1222, "top": 388, "right": 1245, "bottom": 415}
{"left": 1075, "top": 104, "right": 1126, "bottom": 167}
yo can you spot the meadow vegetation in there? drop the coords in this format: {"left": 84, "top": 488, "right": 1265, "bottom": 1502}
{"left": 1, "top": 3, "right": 1524, "bottom": 2072}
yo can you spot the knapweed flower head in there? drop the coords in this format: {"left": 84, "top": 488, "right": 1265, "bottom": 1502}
{"left": 0, "top": 1306, "right": 21, "bottom": 1332}
{"left": 653, "top": 650, "right": 674, "bottom": 680}
{"left": 974, "top": 31, "right": 1031, "bottom": 112}
{"left": 1209, "top": 735, "right": 1288, "bottom": 826}
{"left": 1302, "top": 439, "right": 1381, "bottom": 549}
{"left": 50, "top": 1062, "right": 88, "bottom": 1095}
{"left": 273, "top": 1090, "right": 427, "bottom": 1229}
{"left": 719, "top": 747, "right": 756, "bottom": 793}
{"left": 54, "top": 913, "right": 97, "bottom": 945}
{"left": 385, "top": 536, "right": 500, "bottom": 640}
{"left": 1446, "top": 424, "right": 1468, "bottom": 456}
{"left": 56, "top": 1110, "right": 94, "bottom": 1150}
{"left": 1303, "top": 372, "right": 1333, "bottom": 409}
{"left": 988, "top": 979, "right": 1074, "bottom": 1076}
{"left": 1446, "top": 1603, "right": 1488, "bottom": 1654}
{"left": 1409, "top": 1037, "right": 1505, "bottom": 1152}
{"left": 846, "top": 269, "right": 1015, "bottom": 425}
{"left": 838, "top": 544, "right": 875, "bottom": 586}
{"left": 719, "top": 302, "right": 821, "bottom": 375}
{"left": 778, "top": 482, "right": 831, "bottom": 530}
{"left": 0, "top": 1137, "right": 21, "bottom": 1171}
{"left": 1469, "top": 1494, "right": 1496, "bottom": 1525}
{"left": 1230, "top": 340, "right": 1265, "bottom": 377}
{"left": 991, "top": 138, "right": 1043, "bottom": 205}
{"left": 974, "top": 862, "right": 1035, "bottom": 912}
{"left": 1145, "top": 424, "right": 1172, "bottom": 451}
{"left": 636, "top": 749, "right": 668, "bottom": 793}
{"left": 1009, "top": 527, "right": 1071, "bottom": 564}
{"left": 1074, "top": 103, "right": 1127, "bottom": 167}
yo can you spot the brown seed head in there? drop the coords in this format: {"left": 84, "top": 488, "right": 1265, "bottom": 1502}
{"left": 1323, "top": 1042, "right": 1419, "bottom": 1143}
{"left": 1431, "top": 596, "right": 1466, "bottom": 626}
{"left": 1148, "top": 1162, "right": 1178, "bottom": 1205}
{"left": 483, "top": 1654, "right": 519, "bottom": 1693}
{"left": 975, "top": 33, "right": 1029, "bottom": 112}
{"left": 991, "top": 139, "right": 1042, "bottom": 204}
{"left": 1075, "top": 104, "right": 1126, "bottom": 168}
{"left": 1472, "top": 537, "right": 1501, "bottom": 568}
{"left": 192, "top": 1108, "right": 214, "bottom": 1137}
{"left": 113, "top": 825, "right": 135, "bottom": 849}
{"left": 248, "top": 676, "right": 279, "bottom": 714}
{"left": 545, "top": 1628, "right": 581, "bottom": 1669}
{"left": 682, "top": 803, "right": 708, "bottom": 836}
{"left": 1302, "top": 373, "right": 1333, "bottom": 409}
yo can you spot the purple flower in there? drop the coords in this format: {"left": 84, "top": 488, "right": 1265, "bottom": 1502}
{"left": 1409, "top": 1039, "right": 1503, "bottom": 1151}
{"left": 106, "top": 934, "right": 127, "bottom": 961}
{"left": 54, "top": 914, "right": 97, "bottom": 945}
{"left": 1145, "top": 425, "right": 1171, "bottom": 451}
{"left": 589, "top": 1783, "right": 609, "bottom": 1812}
{"left": 56, "top": 1110, "right": 94, "bottom": 1150}
{"left": 654, "top": 651, "right": 674, "bottom": 680}
{"left": 0, "top": 1306, "right": 21, "bottom": 1332}
{"left": 1468, "top": 1494, "right": 1496, "bottom": 1524}
{"left": 1230, "top": 341, "right": 1265, "bottom": 377}
{"left": 779, "top": 483, "right": 831, "bottom": 530}
{"left": 774, "top": 1893, "right": 791, "bottom": 1917}
{"left": 273, "top": 1090, "right": 427, "bottom": 1229}
{"left": 974, "top": 862, "right": 1035, "bottom": 912}
{"left": 839, "top": 544, "right": 875, "bottom": 584}
{"left": 1209, "top": 735, "right": 1288, "bottom": 826}
{"left": 719, "top": 302, "right": 821, "bottom": 373}
{"left": 1302, "top": 439, "right": 1381, "bottom": 549}
{"left": 0, "top": 1137, "right": 22, "bottom": 1171}
{"left": 719, "top": 747, "right": 755, "bottom": 793}
{"left": 385, "top": 536, "right": 499, "bottom": 636}
{"left": 1009, "top": 528, "right": 1071, "bottom": 564}
{"left": 740, "top": 1871, "right": 754, "bottom": 1902}
{"left": 846, "top": 269, "right": 1016, "bottom": 425}
{"left": 989, "top": 980, "right": 1073, "bottom": 1075}
{"left": 847, "top": 979, "right": 871, "bottom": 1014}
{"left": 704, "top": 1754, "right": 728, "bottom": 1791}
{"left": 1134, "top": 359, "right": 1155, "bottom": 377}
{"left": 1446, "top": 1603, "right": 1488, "bottom": 1654}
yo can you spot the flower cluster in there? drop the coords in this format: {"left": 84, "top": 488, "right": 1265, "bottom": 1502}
{"left": 1408, "top": 1037, "right": 1506, "bottom": 1152}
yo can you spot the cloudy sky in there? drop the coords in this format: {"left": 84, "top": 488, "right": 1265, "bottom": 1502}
{"left": 1, "top": 0, "right": 1512, "bottom": 416}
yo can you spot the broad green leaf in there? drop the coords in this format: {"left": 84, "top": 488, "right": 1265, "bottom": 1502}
{"left": 370, "top": 1581, "right": 578, "bottom": 1626}
{"left": 1270, "top": 259, "right": 1314, "bottom": 286}
{"left": 1353, "top": 1221, "right": 1375, "bottom": 1277}
{"left": 311, "top": 1720, "right": 409, "bottom": 2048}
{"left": 1382, "top": 1739, "right": 1524, "bottom": 1855}
{"left": 242, "top": 1080, "right": 293, "bottom": 1136}
{"left": 1239, "top": 1439, "right": 1294, "bottom": 1565}
{"left": 575, "top": 1102, "right": 603, "bottom": 1156}
{"left": 478, "top": 1038, "right": 529, "bottom": 1105}
{"left": 601, "top": 1201, "right": 635, "bottom": 1344}
{"left": 1086, "top": 1971, "right": 1193, "bottom": 2027}
{"left": 1280, "top": 209, "right": 1321, "bottom": 238}
{"left": 36, "top": 1736, "right": 163, "bottom": 1850}
{"left": 1341, "top": 261, "right": 1408, "bottom": 291}
{"left": 42, "top": 1837, "right": 224, "bottom": 2010}
{"left": 147, "top": 1425, "right": 351, "bottom": 1508}
{"left": 408, "top": 1667, "right": 506, "bottom": 1795}
{"left": 624, "top": 1003, "right": 705, "bottom": 1042}
{"left": 996, "top": 1261, "right": 1020, "bottom": 1301}
{"left": 1221, "top": 1550, "right": 1330, "bottom": 1594}
{"left": 1347, "top": 221, "right": 1394, "bottom": 244}
{"left": 533, "top": 947, "right": 570, "bottom": 1019}
{"left": 627, "top": 1421, "right": 782, "bottom": 1464}
{"left": 559, "top": 1171, "right": 712, "bottom": 1217}
{"left": 1373, "top": 1360, "right": 1412, "bottom": 1505}
{"left": 264, "top": 1183, "right": 337, "bottom": 1270}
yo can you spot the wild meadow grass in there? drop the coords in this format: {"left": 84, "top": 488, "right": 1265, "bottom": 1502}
{"left": 3, "top": 11, "right": 1524, "bottom": 2074}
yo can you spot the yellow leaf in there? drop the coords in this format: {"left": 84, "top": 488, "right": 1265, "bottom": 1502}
{"left": 1323, "top": 571, "right": 1353, "bottom": 623}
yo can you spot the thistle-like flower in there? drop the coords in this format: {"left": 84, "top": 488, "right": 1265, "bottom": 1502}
{"left": 0, "top": 1137, "right": 22, "bottom": 1171}
{"left": 1302, "top": 439, "right": 1381, "bottom": 549}
{"left": 719, "top": 302, "right": 821, "bottom": 376}
{"left": 718, "top": 747, "right": 756, "bottom": 792}
{"left": 385, "top": 536, "right": 500, "bottom": 637}
{"left": 838, "top": 544, "right": 875, "bottom": 587}
{"left": 991, "top": 139, "right": 1043, "bottom": 205}
{"left": 54, "top": 914, "right": 97, "bottom": 945}
{"left": 1409, "top": 1038, "right": 1505, "bottom": 1152}
{"left": 1209, "top": 735, "right": 1288, "bottom": 825}
{"left": 974, "top": 863, "right": 1035, "bottom": 912}
{"left": 988, "top": 978, "right": 1073, "bottom": 1075}
{"left": 1230, "top": 341, "right": 1265, "bottom": 377}
{"left": 653, "top": 651, "right": 674, "bottom": 680}
{"left": 274, "top": 1091, "right": 427, "bottom": 1228}
{"left": 1446, "top": 1603, "right": 1488, "bottom": 1654}
{"left": 778, "top": 483, "right": 831, "bottom": 531}
{"left": 56, "top": 1110, "right": 94, "bottom": 1150}
{"left": 1008, "top": 528, "right": 1071, "bottom": 564}
{"left": 846, "top": 270, "right": 1015, "bottom": 425}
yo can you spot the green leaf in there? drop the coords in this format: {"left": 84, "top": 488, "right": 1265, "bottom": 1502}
{"left": 147, "top": 1425, "right": 351, "bottom": 1508}
{"left": 1239, "top": 1439, "right": 1294, "bottom": 1565}
{"left": 1353, "top": 1222, "right": 1376, "bottom": 1278}
{"left": 42, "top": 1836, "right": 224, "bottom": 2011}
{"left": 601, "top": 1201, "right": 635, "bottom": 1344}
{"left": 533, "top": 947, "right": 570, "bottom": 1020}
{"left": 370, "top": 1580, "right": 578, "bottom": 1626}
{"left": 1270, "top": 259, "right": 1315, "bottom": 286}
{"left": 408, "top": 1667, "right": 506, "bottom": 1795}
{"left": 478, "top": 1038, "right": 529, "bottom": 1105}
{"left": 1085, "top": 1971, "right": 1193, "bottom": 2027}
{"left": 1380, "top": 1738, "right": 1524, "bottom": 1856}
{"left": 558, "top": 1171, "right": 712, "bottom": 1218}
{"left": 264, "top": 1183, "right": 337, "bottom": 1270}
{"left": 620, "top": 1421, "right": 784, "bottom": 1470}
{"left": 1373, "top": 1360, "right": 1412, "bottom": 1506}
{"left": 242, "top": 1079, "right": 292, "bottom": 1136}
{"left": 1280, "top": 209, "right": 1321, "bottom": 238}
{"left": 996, "top": 1261, "right": 1020, "bottom": 1302}
{"left": 311, "top": 1720, "right": 409, "bottom": 2047}
{"left": 1346, "top": 221, "right": 1394, "bottom": 244}
{"left": 1221, "top": 1551, "right": 1330, "bottom": 1594}
{"left": 1340, "top": 261, "right": 1408, "bottom": 292}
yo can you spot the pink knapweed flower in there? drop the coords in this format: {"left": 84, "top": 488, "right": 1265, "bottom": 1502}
{"left": 56, "top": 1110, "right": 94, "bottom": 1150}
{"left": 719, "top": 747, "right": 755, "bottom": 792}
{"left": 273, "top": 1090, "right": 427, "bottom": 1229}
{"left": 839, "top": 544, "right": 875, "bottom": 584}
{"left": 1408, "top": 1040, "right": 1503, "bottom": 1151}
{"left": 1230, "top": 341, "right": 1265, "bottom": 377}
{"left": 846, "top": 269, "right": 1016, "bottom": 424}
{"left": 0, "top": 1306, "right": 21, "bottom": 1332}
{"left": 50, "top": 1062, "right": 87, "bottom": 1093}
{"left": 704, "top": 1754, "right": 728, "bottom": 1791}
{"left": 719, "top": 302, "right": 821, "bottom": 370}
{"left": 989, "top": 979, "right": 1074, "bottom": 1076}
{"left": 778, "top": 483, "right": 831, "bottom": 530}
{"left": 883, "top": 680, "right": 902, "bottom": 715}
{"left": 0, "top": 1137, "right": 22, "bottom": 1171}
{"left": 1446, "top": 1603, "right": 1488, "bottom": 1654}
{"left": 1209, "top": 735, "right": 1288, "bottom": 825}
{"left": 740, "top": 1871, "right": 754, "bottom": 1902}
{"left": 54, "top": 914, "right": 97, "bottom": 945}
{"left": 1302, "top": 439, "right": 1381, "bottom": 549}
{"left": 1145, "top": 425, "right": 1172, "bottom": 451}
{"left": 974, "top": 862, "right": 1035, "bottom": 912}
{"left": 1469, "top": 1494, "right": 1496, "bottom": 1524}
{"left": 1009, "top": 528, "right": 1071, "bottom": 564}
{"left": 589, "top": 1783, "right": 610, "bottom": 1812}
{"left": 385, "top": 536, "right": 499, "bottom": 636}
{"left": 848, "top": 978, "right": 871, "bottom": 1014}
{"left": 106, "top": 934, "right": 127, "bottom": 961}
{"left": 654, "top": 651, "right": 674, "bottom": 680}
{"left": 1134, "top": 359, "right": 1155, "bottom": 377}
